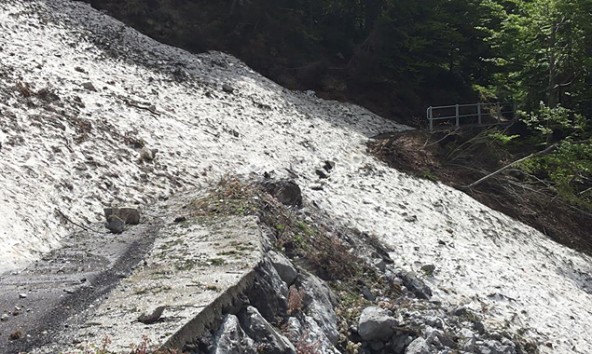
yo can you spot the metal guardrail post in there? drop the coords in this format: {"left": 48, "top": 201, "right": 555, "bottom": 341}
{"left": 427, "top": 106, "right": 433, "bottom": 131}
{"left": 477, "top": 103, "right": 482, "bottom": 125}
{"left": 455, "top": 104, "right": 460, "bottom": 127}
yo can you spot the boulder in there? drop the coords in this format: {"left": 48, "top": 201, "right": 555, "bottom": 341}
{"left": 476, "top": 339, "right": 516, "bottom": 354}
{"left": 238, "top": 306, "right": 296, "bottom": 354}
{"left": 246, "top": 260, "right": 289, "bottom": 322}
{"left": 405, "top": 337, "right": 430, "bottom": 354}
{"left": 301, "top": 273, "right": 339, "bottom": 344}
{"left": 268, "top": 251, "right": 299, "bottom": 286}
{"left": 104, "top": 207, "right": 141, "bottom": 225}
{"left": 399, "top": 271, "right": 432, "bottom": 299}
{"left": 284, "top": 315, "right": 340, "bottom": 354}
{"left": 105, "top": 215, "right": 125, "bottom": 234}
{"left": 212, "top": 315, "right": 257, "bottom": 354}
{"left": 357, "top": 306, "right": 397, "bottom": 341}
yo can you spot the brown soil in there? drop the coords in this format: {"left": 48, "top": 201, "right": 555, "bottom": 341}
{"left": 368, "top": 129, "right": 592, "bottom": 256}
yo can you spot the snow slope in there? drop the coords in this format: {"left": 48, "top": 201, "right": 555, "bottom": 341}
{"left": 0, "top": 1, "right": 591, "bottom": 352}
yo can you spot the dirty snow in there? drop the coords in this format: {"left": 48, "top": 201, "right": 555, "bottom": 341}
{"left": 0, "top": 0, "right": 591, "bottom": 352}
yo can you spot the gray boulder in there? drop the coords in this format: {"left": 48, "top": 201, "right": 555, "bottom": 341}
{"left": 301, "top": 272, "right": 339, "bottom": 344}
{"left": 104, "top": 206, "right": 141, "bottom": 233}
{"left": 399, "top": 271, "right": 432, "bottom": 299}
{"left": 268, "top": 251, "right": 299, "bottom": 286}
{"left": 284, "top": 315, "right": 340, "bottom": 354}
{"left": 405, "top": 337, "right": 430, "bottom": 354}
{"left": 246, "top": 260, "right": 289, "bottom": 322}
{"left": 105, "top": 215, "right": 125, "bottom": 234}
{"left": 476, "top": 339, "right": 516, "bottom": 354}
{"left": 238, "top": 306, "right": 296, "bottom": 354}
{"left": 212, "top": 315, "right": 257, "bottom": 354}
{"left": 104, "top": 207, "right": 141, "bottom": 225}
{"left": 358, "top": 306, "right": 397, "bottom": 341}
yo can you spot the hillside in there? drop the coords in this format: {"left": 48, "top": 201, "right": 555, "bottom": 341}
{"left": 1, "top": 1, "right": 591, "bottom": 353}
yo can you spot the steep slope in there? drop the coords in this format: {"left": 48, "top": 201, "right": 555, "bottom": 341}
{"left": 0, "top": 1, "right": 591, "bottom": 353}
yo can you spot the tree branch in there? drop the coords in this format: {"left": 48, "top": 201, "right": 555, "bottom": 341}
{"left": 466, "top": 144, "right": 558, "bottom": 189}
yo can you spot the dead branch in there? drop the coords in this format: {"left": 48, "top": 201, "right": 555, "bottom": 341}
{"left": 467, "top": 144, "right": 558, "bottom": 189}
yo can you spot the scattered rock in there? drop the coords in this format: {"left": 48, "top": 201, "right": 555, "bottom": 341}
{"left": 404, "top": 215, "right": 418, "bottom": 222}
{"left": 390, "top": 334, "right": 414, "bottom": 353}
{"left": 453, "top": 306, "right": 469, "bottom": 317}
{"left": 323, "top": 160, "right": 335, "bottom": 172}
{"left": 137, "top": 306, "right": 166, "bottom": 324}
{"left": 476, "top": 339, "right": 515, "bottom": 354}
{"left": 268, "top": 251, "right": 299, "bottom": 286}
{"left": 399, "top": 271, "right": 432, "bottom": 299}
{"left": 36, "top": 88, "right": 60, "bottom": 102}
{"left": 74, "top": 66, "right": 86, "bottom": 73}
{"left": 405, "top": 337, "right": 430, "bottom": 354}
{"left": 105, "top": 215, "right": 125, "bottom": 234}
{"left": 1, "top": 313, "right": 9, "bottom": 322}
{"left": 357, "top": 306, "right": 397, "bottom": 341}
{"left": 9, "top": 330, "right": 22, "bottom": 341}
{"left": 81, "top": 82, "right": 97, "bottom": 91}
{"left": 420, "top": 264, "right": 436, "bottom": 275}
{"left": 138, "top": 147, "right": 158, "bottom": 163}
{"left": 104, "top": 207, "right": 141, "bottom": 225}
{"left": 315, "top": 169, "right": 329, "bottom": 179}
{"left": 173, "top": 216, "right": 187, "bottom": 223}
{"left": 18, "top": 293, "right": 27, "bottom": 299}
{"left": 261, "top": 179, "right": 303, "bottom": 207}
{"left": 222, "top": 83, "right": 234, "bottom": 94}
{"left": 361, "top": 286, "right": 376, "bottom": 301}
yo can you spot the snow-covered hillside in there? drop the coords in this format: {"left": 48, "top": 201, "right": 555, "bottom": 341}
{"left": 1, "top": 1, "right": 591, "bottom": 352}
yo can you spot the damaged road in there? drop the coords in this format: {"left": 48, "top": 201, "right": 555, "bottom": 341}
{"left": 0, "top": 211, "right": 163, "bottom": 353}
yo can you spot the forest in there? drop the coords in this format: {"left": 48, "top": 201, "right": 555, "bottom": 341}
{"left": 85, "top": 0, "right": 592, "bottom": 210}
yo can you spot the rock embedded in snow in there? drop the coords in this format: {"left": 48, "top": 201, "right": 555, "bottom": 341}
{"left": 222, "top": 83, "right": 234, "bottom": 94}
{"left": 357, "top": 306, "right": 397, "bottom": 341}
{"left": 105, "top": 215, "right": 125, "bottom": 234}
{"left": 399, "top": 271, "right": 432, "bottom": 299}
{"left": 81, "top": 82, "right": 96, "bottom": 92}
{"left": 104, "top": 207, "right": 141, "bottom": 225}
{"left": 138, "top": 147, "right": 158, "bottom": 163}
{"left": 315, "top": 168, "right": 329, "bottom": 179}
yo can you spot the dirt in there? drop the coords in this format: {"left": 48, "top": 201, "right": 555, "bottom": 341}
{"left": 368, "top": 129, "right": 592, "bottom": 257}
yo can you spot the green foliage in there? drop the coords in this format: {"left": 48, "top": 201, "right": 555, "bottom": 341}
{"left": 488, "top": 131, "right": 520, "bottom": 145}
{"left": 522, "top": 103, "right": 587, "bottom": 139}
{"left": 521, "top": 139, "right": 592, "bottom": 207}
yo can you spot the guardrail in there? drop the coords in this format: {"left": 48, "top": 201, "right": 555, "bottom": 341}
{"left": 426, "top": 103, "right": 512, "bottom": 131}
